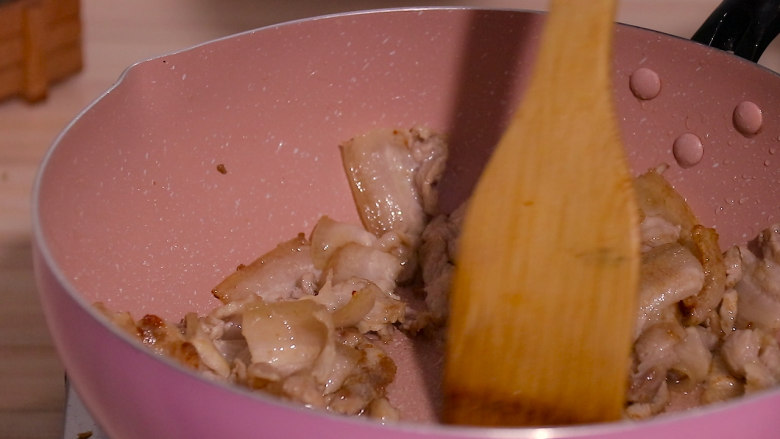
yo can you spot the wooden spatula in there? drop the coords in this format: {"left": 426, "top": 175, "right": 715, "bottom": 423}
{"left": 442, "top": 0, "right": 640, "bottom": 427}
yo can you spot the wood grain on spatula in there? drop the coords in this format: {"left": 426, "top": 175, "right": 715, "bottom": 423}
{"left": 442, "top": 0, "right": 640, "bottom": 427}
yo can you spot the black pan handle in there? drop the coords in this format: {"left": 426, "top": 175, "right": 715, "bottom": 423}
{"left": 692, "top": 0, "right": 780, "bottom": 62}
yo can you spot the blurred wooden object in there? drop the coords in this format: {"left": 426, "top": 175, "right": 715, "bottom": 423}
{"left": 0, "top": 0, "right": 82, "bottom": 102}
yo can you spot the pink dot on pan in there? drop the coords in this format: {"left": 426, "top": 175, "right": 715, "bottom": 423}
{"left": 629, "top": 67, "right": 661, "bottom": 100}
{"left": 733, "top": 101, "right": 762, "bottom": 136}
{"left": 673, "top": 132, "right": 703, "bottom": 168}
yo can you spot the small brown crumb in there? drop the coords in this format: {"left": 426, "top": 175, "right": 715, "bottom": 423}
{"left": 77, "top": 431, "right": 93, "bottom": 439}
{"left": 216, "top": 163, "right": 227, "bottom": 174}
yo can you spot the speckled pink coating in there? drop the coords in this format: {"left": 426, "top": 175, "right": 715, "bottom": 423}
{"left": 32, "top": 8, "right": 780, "bottom": 439}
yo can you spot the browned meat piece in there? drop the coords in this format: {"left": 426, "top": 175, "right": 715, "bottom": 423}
{"left": 340, "top": 127, "right": 448, "bottom": 281}
{"left": 734, "top": 225, "right": 780, "bottom": 330}
{"left": 635, "top": 243, "right": 704, "bottom": 337}
{"left": 680, "top": 225, "right": 727, "bottom": 325}
{"left": 212, "top": 233, "right": 318, "bottom": 303}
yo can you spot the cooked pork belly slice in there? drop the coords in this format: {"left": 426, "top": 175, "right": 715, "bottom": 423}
{"left": 340, "top": 128, "right": 422, "bottom": 240}
{"left": 183, "top": 312, "right": 231, "bottom": 378}
{"left": 626, "top": 380, "right": 670, "bottom": 419}
{"left": 310, "top": 216, "right": 377, "bottom": 270}
{"left": 735, "top": 224, "right": 780, "bottom": 330}
{"left": 672, "top": 326, "right": 713, "bottom": 385}
{"left": 634, "top": 168, "right": 698, "bottom": 237}
{"left": 632, "top": 322, "right": 708, "bottom": 385}
{"left": 630, "top": 322, "right": 683, "bottom": 403}
{"left": 626, "top": 328, "right": 682, "bottom": 419}
{"left": 720, "top": 329, "right": 780, "bottom": 392}
{"left": 323, "top": 242, "right": 401, "bottom": 294}
{"left": 325, "top": 331, "right": 397, "bottom": 416}
{"left": 721, "top": 329, "right": 758, "bottom": 380}
{"left": 701, "top": 355, "right": 744, "bottom": 405}
{"left": 629, "top": 320, "right": 713, "bottom": 417}
{"left": 234, "top": 298, "right": 397, "bottom": 414}
{"left": 680, "top": 225, "right": 727, "bottom": 325}
{"left": 241, "top": 298, "right": 337, "bottom": 384}
{"left": 639, "top": 216, "right": 681, "bottom": 251}
{"left": 212, "top": 234, "right": 319, "bottom": 303}
{"left": 330, "top": 284, "right": 380, "bottom": 328}
{"left": 95, "top": 304, "right": 202, "bottom": 370}
{"left": 340, "top": 127, "right": 447, "bottom": 281}
{"left": 636, "top": 243, "right": 705, "bottom": 337}
{"left": 327, "top": 282, "right": 405, "bottom": 337}
{"left": 417, "top": 202, "right": 465, "bottom": 324}
{"left": 318, "top": 242, "right": 406, "bottom": 336}
{"left": 635, "top": 169, "right": 727, "bottom": 325}
{"left": 313, "top": 275, "right": 371, "bottom": 311}
{"left": 309, "top": 216, "right": 406, "bottom": 335}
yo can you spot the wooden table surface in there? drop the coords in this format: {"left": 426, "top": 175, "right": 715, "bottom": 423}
{"left": 1, "top": 1, "right": 777, "bottom": 438}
